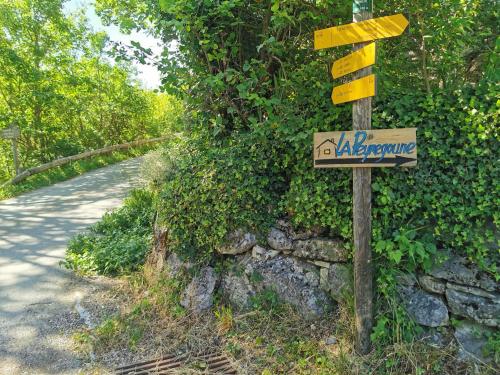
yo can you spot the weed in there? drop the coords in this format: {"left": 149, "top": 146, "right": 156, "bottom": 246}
{"left": 63, "top": 189, "right": 155, "bottom": 275}
{"left": 215, "top": 305, "right": 234, "bottom": 335}
{"left": 249, "top": 289, "right": 281, "bottom": 312}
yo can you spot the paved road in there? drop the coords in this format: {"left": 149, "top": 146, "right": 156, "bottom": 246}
{"left": 0, "top": 158, "right": 143, "bottom": 374}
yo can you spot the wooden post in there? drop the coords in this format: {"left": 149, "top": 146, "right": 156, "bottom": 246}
{"left": 352, "top": 4, "right": 373, "bottom": 354}
{"left": 11, "top": 138, "right": 20, "bottom": 176}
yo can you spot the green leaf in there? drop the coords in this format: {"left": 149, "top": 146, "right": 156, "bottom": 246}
{"left": 159, "top": 0, "right": 173, "bottom": 12}
{"left": 389, "top": 249, "right": 403, "bottom": 264}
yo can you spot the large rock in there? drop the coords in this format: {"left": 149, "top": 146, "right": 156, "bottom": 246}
{"left": 398, "top": 286, "right": 449, "bottom": 327}
{"left": 454, "top": 321, "right": 496, "bottom": 363}
{"left": 396, "top": 272, "right": 417, "bottom": 287}
{"left": 445, "top": 283, "right": 500, "bottom": 327}
{"left": 276, "top": 219, "right": 326, "bottom": 240}
{"left": 181, "top": 267, "right": 218, "bottom": 313}
{"left": 267, "top": 228, "right": 292, "bottom": 251}
{"left": 165, "top": 253, "right": 192, "bottom": 278}
{"left": 217, "top": 230, "right": 256, "bottom": 255}
{"left": 292, "top": 238, "right": 348, "bottom": 262}
{"left": 418, "top": 275, "right": 446, "bottom": 294}
{"left": 244, "top": 255, "right": 334, "bottom": 319}
{"left": 220, "top": 271, "right": 255, "bottom": 309}
{"left": 417, "top": 327, "right": 453, "bottom": 348}
{"left": 322, "top": 263, "right": 353, "bottom": 302}
{"left": 428, "top": 253, "right": 499, "bottom": 292}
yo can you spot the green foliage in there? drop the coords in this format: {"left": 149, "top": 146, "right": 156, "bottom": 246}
{"left": 249, "top": 289, "right": 282, "bottom": 313}
{"left": 138, "top": 138, "right": 185, "bottom": 190}
{"left": 158, "top": 133, "right": 285, "bottom": 261}
{"left": 78, "top": 297, "right": 152, "bottom": 352}
{"left": 484, "top": 330, "right": 500, "bottom": 364}
{"left": 73, "top": 273, "right": 188, "bottom": 356}
{"left": 145, "top": 273, "right": 187, "bottom": 318}
{"left": 0, "top": 0, "right": 183, "bottom": 183}
{"left": 371, "top": 269, "right": 424, "bottom": 345}
{"left": 63, "top": 189, "right": 155, "bottom": 275}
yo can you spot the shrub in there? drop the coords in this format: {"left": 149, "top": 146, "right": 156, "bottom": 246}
{"left": 139, "top": 138, "right": 185, "bottom": 189}
{"left": 63, "top": 189, "right": 155, "bottom": 275}
{"left": 157, "top": 132, "right": 286, "bottom": 261}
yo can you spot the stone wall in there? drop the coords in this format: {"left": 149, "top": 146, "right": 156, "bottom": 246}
{"left": 215, "top": 221, "right": 352, "bottom": 319}
{"left": 162, "top": 221, "right": 499, "bottom": 364}
{"left": 398, "top": 253, "right": 499, "bottom": 363}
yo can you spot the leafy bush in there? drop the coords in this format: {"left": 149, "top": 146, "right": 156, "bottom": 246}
{"left": 64, "top": 189, "right": 155, "bottom": 275}
{"left": 158, "top": 132, "right": 286, "bottom": 261}
{"left": 139, "top": 138, "right": 185, "bottom": 189}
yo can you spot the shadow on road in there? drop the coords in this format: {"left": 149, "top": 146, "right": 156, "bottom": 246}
{"left": 0, "top": 158, "right": 142, "bottom": 374}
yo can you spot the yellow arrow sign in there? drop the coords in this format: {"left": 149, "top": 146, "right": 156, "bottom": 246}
{"left": 314, "top": 14, "right": 409, "bottom": 50}
{"left": 332, "top": 74, "right": 376, "bottom": 105}
{"left": 332, "top": 43, "right": 376, "bottom": 79}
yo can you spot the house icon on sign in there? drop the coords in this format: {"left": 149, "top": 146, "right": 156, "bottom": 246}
{"left": 316, "top": 138, "right": 337, "bottom": 158}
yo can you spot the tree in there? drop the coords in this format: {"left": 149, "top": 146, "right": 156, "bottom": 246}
{"left": 0, "top": 0, "right": 178, "bottom": 181}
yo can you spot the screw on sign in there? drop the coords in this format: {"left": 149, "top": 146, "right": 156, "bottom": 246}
{"left": 313, "top": 4, "right": 411, "bottom": 354}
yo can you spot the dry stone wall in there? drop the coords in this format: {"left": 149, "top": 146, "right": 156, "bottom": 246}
{"left": 397, "top": 252, "right": 499, "bottom": 363}
{"left": 162, "top": 221, "right": 499, "bottom": 364}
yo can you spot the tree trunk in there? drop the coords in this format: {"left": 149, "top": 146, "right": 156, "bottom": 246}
{"left": 143, "top": 215, "right": 169, "bottom": 283}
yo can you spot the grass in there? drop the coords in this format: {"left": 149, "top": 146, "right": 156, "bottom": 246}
{"left": 71, "top": 271, "right": 499, "bottom": 375}
{"left": 0, "top": 146, "right": 152, "bottom": 200}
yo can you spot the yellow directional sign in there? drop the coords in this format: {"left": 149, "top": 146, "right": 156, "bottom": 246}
{"left": 314, "top": 14, "right": 409, "bottom": 50}
{"left": 332, "top": 74, "right": 375, "bottom": 105}
{"left": 332, "top": 43, "right": 376, "bottom": 79}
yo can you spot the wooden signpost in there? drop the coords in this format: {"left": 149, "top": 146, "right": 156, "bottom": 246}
{"left": 1, "top": 126, "right": 20, "bottom": 140}
{"left": 1, "top": 125, "right": 20, "bottom": 176}
{"left": 332, "top": 42, "right": 376, "bottom": 79}
{"left": 313, "top": 4, "right": 412, "bottom": 355}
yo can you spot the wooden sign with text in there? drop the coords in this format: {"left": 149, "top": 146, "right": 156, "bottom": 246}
{"left": 314, "top": 14, "right": 409, "bottom": 50}
{"left": 332, "top": 42, "right": 376, "bottom": 79}
{"left": 332, "top": 74, "right": 376, "bottom": 104}
{"left": 0, "top": 126, "right": 20, "bottom": 140}
{"left": 314, "top": 128, "right": 417, "bottom": 168}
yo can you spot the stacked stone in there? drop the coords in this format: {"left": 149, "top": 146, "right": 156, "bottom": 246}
{"left": 177, "top": 222, "right": 353, "bottom": 320}
{"left": 214, "top": 222, "right": 354, "bottom": 319}
{"left": 167, "top": 223, "right": 498, "bottom": 364}
{"left": 397, "top": 253, "right": 499, "bottom": 363}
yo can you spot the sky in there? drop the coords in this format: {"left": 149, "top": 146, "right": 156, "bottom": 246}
{"left": 64, "top": 0, "right": 163, "bottom": 89}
